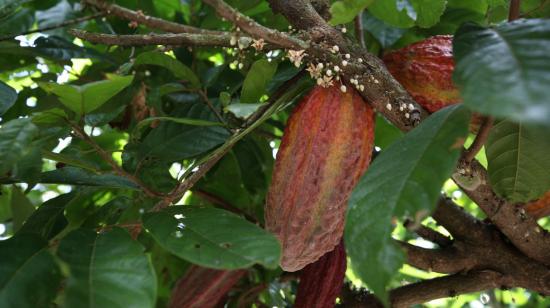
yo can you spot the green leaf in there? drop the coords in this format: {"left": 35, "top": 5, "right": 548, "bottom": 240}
{"left": 448, "top": 0, "right": 488, "bottom": 14}
{"left": 37, "top": 167, "right": 139, "bottom": 189}
{"left": 486, "top": 120, "right": 550, "bottom": 203}
{"left": 143, "top": 207, "right": 280, "bottom": 269}
{"left": 362, "top": 11, "right": 407, "bottom": 48}
{"left": 241, "top": 59, "right": 277, "bottom": 104}
{"left": 345, "top": 105, "right": 470, "bottom": 302}
{"left": 330, "top": 0, "right": 375, "bottom": 25}
{"left": 411, "top": 0, "right": 447, "bottom": 28}
{"left": 41, "top": 151, "right": 99, "bottom": 172}
{"left": 368, "top": 0, "right": 446, "bottom": 28}
{"left": 38, "top": 74, "right": 134, "bottom": 115}
{"left": 17, "top": 192, "right": 73, "bottom": 239}
{"left": 0, "top": 234, "right": 61, "bottom": 308}
{"left": 138, "top": 100, "right": 230, "bottom": 162}
{"left": 369, "top": 0, "right": 414, "bottom": 28}
{"left": 30, "top": 36, "right": 111, "bottom": 63}
{"left": 453, "top": 19, "right": 550, "bottom": 126}
{"left": 13, "top": 146, "right": 42, "bottom": 183}
{"left": 0, "top": 80, "right": 17, "bottom": 115}
{"left": 132, "top": 116, "right": 222, "bottom": 140}
{"left": 57, "top": 228, "right": 157, "bottom": 308}
{"left": 226, "top": 103, "right": 262, "bottom": 118}
{"left": 31, "top": 108, "right": 69, "bottom": 127}
{"left": 134, "top": 51, "right": 200, "bottom": 88}
{"left": 0, "top": 118, "right": 39, "bottom": 175}
{"left": 10, "top": 186, "right": 35, "bottom": 232}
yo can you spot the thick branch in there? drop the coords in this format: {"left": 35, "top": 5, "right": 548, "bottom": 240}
{"left": 391, "top": 271, "right": 505, "bottom": 308}
{"left": 453, "top": 160, "right": 550, "bottom": 266}
{"left": 400, "top": 241, "right": 474, "bottom": 274}
{"left": 203, "top": 0, "right": 307, "bottom": 50}
{"left": 83, "top": 0, "right": 222, "bottom": 35}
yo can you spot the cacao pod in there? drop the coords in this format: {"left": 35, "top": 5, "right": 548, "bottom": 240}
{"left": 294, "top": 240, "right": 347, "bottom": 308}
{"left": 383, "top": 35, "right": 460, "bottom": 113}
{"left": 523, "top": 191, "right": 550, "bottom": 219}
{"left": 169, "top": 265, "right": 246, "bottom": 308}
{"left": 265, "top": 85, "right": 375, "bottom": 272}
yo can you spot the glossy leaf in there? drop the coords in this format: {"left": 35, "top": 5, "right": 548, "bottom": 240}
{"left": 345, "top": 105, "right": 470, "bottom": 302}
{"left": 17, "top": 192, "right": 73, "bottom": 239}
{"left": 486, "top": 120, "right": 550, "bottom": 203}
{"left": 57, "top": 228, "right": 157, "bottom": 308}
{"left": 330, "top": 0, "right": 374, "bottom": 25}
{"left": 0, "top": 80, "right": 17, "bottom": 115}
{"left": 454, "top": 19, "right": 550, "bottom": 126}
{"left": 143, "top": 207, "right": 280, "bottom": 269}
{"left": 0, "top": 234, "right": 61, "bottom": 308}
{"left": 369, "top": 0, "right": 446, "bottom": 28}
{"left": 10, "top": 186, "right": 35, "bottom": 232}
{"left": 0, "top": 118, "right": 39, "bottom": 175}
{"left": 241, "top": 59, "right": 277, "bottom": 104}
{"left": 38, "top": 75, "right": 134, "bottom": 115}
{"left": 37, "top": 167, "right": 139, "bottom": 189}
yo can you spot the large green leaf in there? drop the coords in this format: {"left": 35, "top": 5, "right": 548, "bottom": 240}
{"left": 0, "top": 118, "right": 39, "bottom": 175}
{"left": 0, "top": 80, "right": 17, "bottom": 115}
{"left": 486, "top": 120, "right": 550, "bottom": 203}
{"left": 143, "top": 207, "right": 280, "bottom": 269}
{"left": 17, "top": 192, "right": 73, "bottom": 239}
{"left": 453, "top": 19, "right": 550, "bottom": 126}
{"left": 345, "top": 105, "right": 470, "bottom": 302}
{"left": 38, "top": 75, "right": 134, "bottom": 115}
{"left": 57, "top": 228, "right": 157, "bottom": 308}
{"left": 240, "top": 59, "right": 277, "bottom": 104}
{"left": 330, "top": 0, "right": 375, "bottom": 25}
{"left": 133, "top": 51, "right": 200, "bottom": 88}
{"left": 138, "top": 100, "right": 230, "bottom": 162}
{"left": 37, "top": 167, "right": 139, "bottom": 189}
{"left": 0, "top": 234, "right": 61, "bottom": 308}
{"left": 369, "top": 0, "right": 446, "bottom": 28}
{"left": 10, "top": 186, "right": 35, "bottom": 232}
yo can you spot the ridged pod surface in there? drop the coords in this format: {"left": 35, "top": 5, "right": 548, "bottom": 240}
{"left": 383, "top": 35, "right": 460, "bottom": 113}
{"left": 169, "top": 265, "right": 246, "bottom": 308}
{"left": 294, "top": 240, "right": 347, "bottom": 308}
{"left": 265, "top": 85, "right": 374, "bottom": 272}
{"left": 524, "top": 191, "right": 550, "bottom": 219}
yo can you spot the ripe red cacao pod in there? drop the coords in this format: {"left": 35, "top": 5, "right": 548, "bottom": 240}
{"left": 265, "top": 85, "right": 375, "bottom": 272}
{"left": 294, "top": 240, "right": 347, "bottom": 308}
{"left": 383, "top": 35, "right": 460, "bottom": 113}
{"left": 169, "top": 265, "right": 246, "bottom": 308}
{"left": 523, "top": 191, "right": 550, "bottom": 219}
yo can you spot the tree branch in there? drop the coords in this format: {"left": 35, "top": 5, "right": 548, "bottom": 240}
{"left": 463, "top": 116, "right": 493, "bottom": 163}
{"left": 83, "top": 0, "right": 223, "bottom": 35}
{"left": 69, "top": 29, "right": 236, "bottom": 47}
{"left": 202, "top": 0, "right": 307, "bottom": 50}
{"left": 69, "top": 122, "right": 163, "bottom": 198}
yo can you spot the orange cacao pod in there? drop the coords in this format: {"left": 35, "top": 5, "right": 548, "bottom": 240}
{"left": 523, "top": 191, "right": 550, "bottom": 219}
{"left": 169, "top": 265, "right": 246, "bottom": 308}
{"left": 294, "top": 240, "right": 347, "bottom": 308}
{"left": 383, "top": 35, "right": 460, "bottom": 113}
{"left": 265, "top": 85, "right": 375, "bottom": 272}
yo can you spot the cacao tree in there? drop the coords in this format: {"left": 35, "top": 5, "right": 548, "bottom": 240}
{"left": 1, "top": 0, "right": 550, "bottom": 307}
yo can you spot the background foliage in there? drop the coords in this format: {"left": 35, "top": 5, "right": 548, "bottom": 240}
{"left": 1, "top": 0, "right": 550, "bottom": 307}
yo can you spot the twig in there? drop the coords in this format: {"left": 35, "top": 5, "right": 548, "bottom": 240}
{"left": 202, "top": 0, "right": 307, "bottom": 50}
{"left": 509, "top": 0, "right": 521, "bottom": 21}
{"left": 0, "top": 12, "right": 105, "bottom": 41}
{"left": 403, "top": 219, "right": 453, "bottom": 247}
{"left": 354, "top": 10, "right": 365, "bottom": 48}
{"left": 69, "top": 122, "right": 163, "bottom": 198}
{"left": 70, "top": 29, "right": 235, "bottom": 47}
{"left": 197, "top": 89, "right": 231, "bottom": 130}
{"left": 83, "top": 0, "right": 223, "bottom": 35}
{"left": 463, "top": 116, "right": 493, "bottom": 163}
